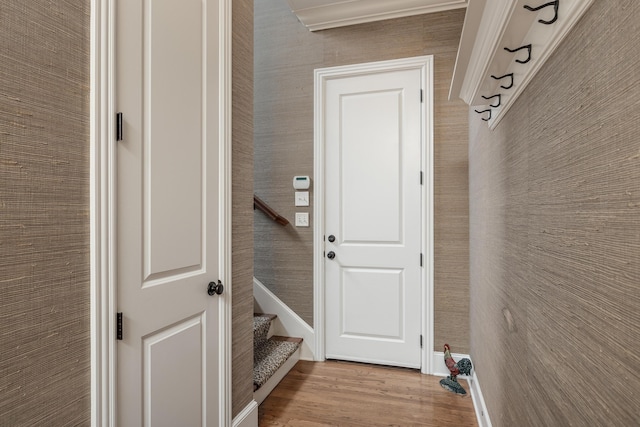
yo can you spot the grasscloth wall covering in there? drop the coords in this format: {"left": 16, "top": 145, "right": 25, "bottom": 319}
{"left": 469, "top": 0, "right": 640, "bottom": 425}
{"left": 0, "top": 1, "right": 91, "bottom": 425}
{"left": 232, "top": 0, "right": 255, "bottom": 418}
{"left": 254, "top": 1, "right": 470, "bottom": 353}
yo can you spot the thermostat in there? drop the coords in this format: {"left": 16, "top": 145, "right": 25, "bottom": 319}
{"left": 293, "top": 175, "right": 310, "bottom": 190}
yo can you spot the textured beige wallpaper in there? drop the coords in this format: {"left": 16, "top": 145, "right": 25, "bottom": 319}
{"left": 254, "top": 1, "right": 470, "bottom": 353}
{"left": 232, "top": 0, "right": 255, "bottom": 418}
{"left": 469, "top": 0, "right": 640, "bottom": 424}
{"left": 0, "top": 1, "right": 91, "bottom": 425}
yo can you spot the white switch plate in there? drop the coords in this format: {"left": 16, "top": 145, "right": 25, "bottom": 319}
{"left": 295, "top": 212, "right": 309, "bottom": 227}
{"left": 295, "top": 191, "right": 309, "bottom": 207}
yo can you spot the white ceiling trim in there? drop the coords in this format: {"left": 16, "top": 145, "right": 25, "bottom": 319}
{"left": 286, "top": 0, "right": 468, "bottom": 31}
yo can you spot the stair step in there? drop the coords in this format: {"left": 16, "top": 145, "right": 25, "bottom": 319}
{"left": 253, "top": 341, "right": 301, "bottom": 404}
{"left": 253, "top": 315, "right": 272, "bottom": 347}
{"left": 254, "top": 312, "right": 277, "bottom": 321}
{"left": 253, "top": 312, "right": 303, "bottom": 403}
{"left": 271, "top": 335, "right": 303, "bottom": 344}
{"left": 253, "top": 337, "right": 301, "bottom": 390}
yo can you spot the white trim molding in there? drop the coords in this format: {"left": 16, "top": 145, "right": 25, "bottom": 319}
{"left": 286, "top": 0, "right": 467, "bottom": 31}
{"left": 314, "top": 56, "right": 435, "bottom": 374}
{"left": 90, "top": 0, "right": 116, "bottom": 425}
{"left": 450, "top": 0, "right": 594, "bottom": 129}
{"left": 218, "top": 0, "right": 233, "bottom": 425}
{"left": 253, "top": 277, "right": 315, "bottom": 360}
{"left": 421, "top": 55, "right": 435, "bottom": 375}
{"left": 312, "top": 62, "right": 327, "bottom": 363}
{"left": 469, "top": 371, "right": 493, "bottom": 427}
{"left": 232, "top": 400, "right": 259, "bottom": 427}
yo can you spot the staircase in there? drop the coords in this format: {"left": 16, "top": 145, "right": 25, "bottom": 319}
{"left": 253, "top": 313, "right": 302, "bottom": 404}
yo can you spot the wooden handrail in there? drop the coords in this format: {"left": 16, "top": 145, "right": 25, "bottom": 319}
{"left": 254, "top": 194, "right": 289, "bottom": 226}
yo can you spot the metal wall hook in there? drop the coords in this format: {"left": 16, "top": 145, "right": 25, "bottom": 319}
{"left": 475, "top": 109, "right": 492, "bottom": 122}
{"left": 524, "top": 1, "right": 559, "bottom": 25}
{"left": 491, "top": 73, "right": 514, "bottom": 89}
{"left": 481, "top": 94, "right": 502, "bottom": 108}
{"left": 504, "top": 44, "right": 532, "bottom": 64}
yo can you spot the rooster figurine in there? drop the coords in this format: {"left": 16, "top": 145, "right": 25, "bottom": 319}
{"left": 439, "top": 343, "right": 472, "bottom": 395}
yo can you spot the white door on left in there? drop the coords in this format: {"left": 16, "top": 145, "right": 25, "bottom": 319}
{"left": 115, "top": 0, "right": 224, "bottom": 425}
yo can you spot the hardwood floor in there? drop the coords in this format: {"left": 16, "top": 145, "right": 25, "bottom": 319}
{"left": 259, "top": 360, "right": 478, "bottom": 426}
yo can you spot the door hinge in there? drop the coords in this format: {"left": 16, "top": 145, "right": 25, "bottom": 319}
{"left": 420, "top": 171, "right": 424, "bottom": 185}
{"left": 116, "top": 112, "right": 123, "bottom": 141}
{"left": 420, "top": 253, "right": 423, "bottom": 267}
{"left": 116, "top": 312, "right": 123, "bottom": 340}
{"left": 420, "top": 334, "right": 423, "bottom": 348}
{"left": 420, "top": 89, "right": 424, "bottom": 103}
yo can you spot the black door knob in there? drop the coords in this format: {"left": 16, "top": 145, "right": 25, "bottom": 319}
{"left": 327, "top": 251, "right": 336, "bottom": 260}
{"left": 328, "top": 235, "right": 336, "bottom": 243}
{"left": 208, "top": 280, "right": 224, "bottom": 296}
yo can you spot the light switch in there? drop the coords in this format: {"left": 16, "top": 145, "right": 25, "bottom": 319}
{"left": 295, "top": 212, "right": 309, "bottom": 227}
{"left": 295, "top": 191, "right": 309, "bottom": 207}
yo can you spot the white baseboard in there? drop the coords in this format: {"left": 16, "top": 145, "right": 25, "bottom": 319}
{"left": 469, "top": 371, "right": 492, "bottom": 427}
{"left": 431, "top": 351, "right": 490, "bottom": 427}
{"left": 431, "top": 351, "right": 472, "bottom": 377}
{"left": 253, "top": 277, "right": 315, "bottom": 360}
{"left": 232, "top": 400, "right": 258, "bottom": 427}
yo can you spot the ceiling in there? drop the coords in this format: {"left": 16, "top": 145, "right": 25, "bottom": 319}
{"left": 286, "top": 0, "right": 468, "bottom": 31}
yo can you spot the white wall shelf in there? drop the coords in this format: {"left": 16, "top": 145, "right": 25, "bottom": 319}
{"left": 449, "top": 0, "right": 594, "bottom": 129}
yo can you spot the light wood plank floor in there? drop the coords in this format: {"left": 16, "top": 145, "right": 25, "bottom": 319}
{"left": 259, "top": 360, "right": 478, "bottom": 426}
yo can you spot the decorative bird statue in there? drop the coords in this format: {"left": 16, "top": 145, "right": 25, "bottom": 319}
{"left": 439, "top": 343, "right": 472, "bottom": 395}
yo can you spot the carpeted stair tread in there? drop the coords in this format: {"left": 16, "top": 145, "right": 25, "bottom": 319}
{"left": 271, "top": 335, "right": 303, "bottom": 343}
{"left": 254, "top": 312, "right": 277, "bottom": 321}
{"left": 253, "top": 338, "right": 300, "bottom": 389}
{"left": 253, "top": 315, "right": 271, "bottom": 347}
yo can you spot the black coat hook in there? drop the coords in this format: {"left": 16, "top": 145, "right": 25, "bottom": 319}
{"left": 504, "top": 44, "right": 532, "bottom": 64}
{"left": 524, "top": 1, "right": 559, "bottom": 25}
{"left": 481, "top": 94, "right": 502, "bottom": 108}
{"left": 475, "top": 109, "right": 492, "bottom": 122}
{"left": 491, "top": 73, "right": 514, "bottom": 90}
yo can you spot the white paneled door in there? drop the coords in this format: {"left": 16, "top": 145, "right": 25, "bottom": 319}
{"left": 116, "top": 0, "right": 223, "bottom": 425}
{"left": 324, "top": 62, "right": 424, "bottom": 369}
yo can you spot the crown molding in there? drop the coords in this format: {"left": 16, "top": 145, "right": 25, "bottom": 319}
{"left": 286, "top": 0, "right": 468, "bottom": 32}
{"left": 450, "top": 0, "right": 594, "bottom": 129}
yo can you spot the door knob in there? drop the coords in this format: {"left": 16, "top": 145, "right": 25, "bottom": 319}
{"left": 207, "top": 280, "right": 224, "bottom": 296}
{"left": 327, "top": 251, "right": 336, "bottom": 260}
{"left": 328, "top": 235, "right": 336, "bottom": 243}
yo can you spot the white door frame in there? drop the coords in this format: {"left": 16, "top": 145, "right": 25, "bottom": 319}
{"left": 89, "top": 0, "right": 233, "bottom": 425}
{"left": 313, "top": 56, "right": 435, "bottom": 374}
